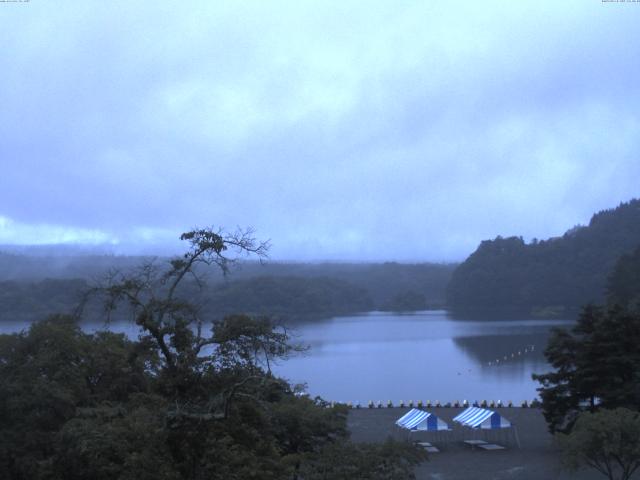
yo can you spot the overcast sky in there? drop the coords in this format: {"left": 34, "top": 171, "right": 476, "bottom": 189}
{"left": 1, "top": 1, "right": 639, "bottom": 261}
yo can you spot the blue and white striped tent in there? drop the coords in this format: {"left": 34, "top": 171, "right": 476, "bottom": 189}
{"left": 453, "top": 407, "right": 511, "bottom": 429}
{"left": 395, "top": 408, "right": 450, "bottom": 431}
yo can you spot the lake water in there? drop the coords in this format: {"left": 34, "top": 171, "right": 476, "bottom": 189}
{"left": 0, "top": 310, "right": 573, "bottom": 404}
{"left": 273, "top": 311, "right": 573, "bottom": 405}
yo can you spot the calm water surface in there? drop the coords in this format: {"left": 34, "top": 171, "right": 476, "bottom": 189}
{"left": 0, "top": 310, "right": 573, "bottom": 404}
{"left": 274, "top": 310, "right": 573, "bottom": 404}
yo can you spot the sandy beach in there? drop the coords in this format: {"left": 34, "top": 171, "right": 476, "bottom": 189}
{"left": 348, "top": 407, "right": 635, "bottom": 480}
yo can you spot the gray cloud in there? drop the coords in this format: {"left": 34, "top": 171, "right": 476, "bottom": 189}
{"left": 1, "top": 0, "right": 639, "bottom": 261}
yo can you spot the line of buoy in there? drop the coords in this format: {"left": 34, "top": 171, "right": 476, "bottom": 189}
{"left": 487, "top": 344, "right": 535, "bottom": 366}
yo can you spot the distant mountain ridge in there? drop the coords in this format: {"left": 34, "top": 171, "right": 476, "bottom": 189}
{"left": 446, "top": 199, "right": 640, "bottom": 315}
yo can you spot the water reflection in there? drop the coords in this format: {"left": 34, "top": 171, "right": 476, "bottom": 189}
{"left": 453, "top": 333, "right": 547, "bottom": 367}
{"left": 275, "top": 311, "right": 574, "bottom": 403}
{"left": 447, "top": 307, "right": 579, "bottom": 321}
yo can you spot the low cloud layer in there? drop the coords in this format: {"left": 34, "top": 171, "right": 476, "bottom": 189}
{"left": 1, "top": 1, "right": 639, "bottom": 261}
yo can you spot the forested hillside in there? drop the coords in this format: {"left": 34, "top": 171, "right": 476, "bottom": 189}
{"left": 0, "top": 276, "right": 373, "bottom": 323}
{"left": 607, "top": 244, "right": 640, "bottom": 311}
{"left": 203, "top": 276, "right": 373, "bottom": 320}
{"left": 226, "top": 262, "right": 455, "bottom": 309}
{"left": 0, "top": 256, "right": 455, "bottom": 322}
{"left": 0, "top": 279, "right": 87, "bottom": 321}
{"left": 447, "top": 199, "right": 640, "bottom": 315}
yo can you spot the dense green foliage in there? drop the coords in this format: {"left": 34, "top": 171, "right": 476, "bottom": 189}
{"left": 1, "top": 316, "right": 423, "bottom": 479}
{"left": 558, "top": 408, "right": 640, "bottom": 480}
{"left": 0, "top": 228, "right": 426, "bottom": 479}
{"left": 0, "top": 316, "right": 164, "bottom": 479}
{"left": 534, "top": 252, "right": 640, "bottom": 434}
{"left": 533, "top": 305, "right": 640, "bottom": 433}
{"left": 447, "top": 199, "right": 640, "bottom": 314}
